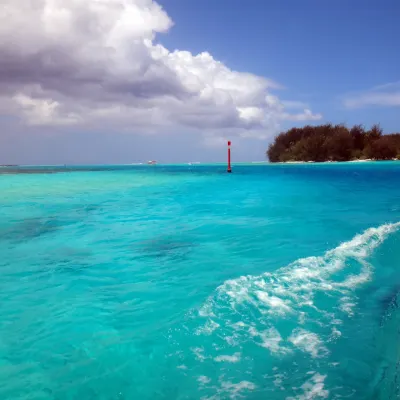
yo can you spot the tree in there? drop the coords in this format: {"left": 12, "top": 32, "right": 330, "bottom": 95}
{"left": 365, "top": 124, "right": 382, "bottom": 143}
{"left": 323, "top": 128, "right": 353, "bottom": 161}
{"left": 367, "top": 137, "right": 397, "bottom": 160}
{"left": 302, "top": 135, "right": 327, "bottom": 162}
{"left": 350, "top": 124, "right": 365, "bottom": 151}
{"left": 266, "top": 123, "right": 400, "bottom": 162}
{"left": 267, "top": 141, "right": 284, "bottom": 162}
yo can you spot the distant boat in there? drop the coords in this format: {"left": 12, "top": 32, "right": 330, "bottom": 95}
{"left": 147, "top": 160, "right": 157, "bottom": 165}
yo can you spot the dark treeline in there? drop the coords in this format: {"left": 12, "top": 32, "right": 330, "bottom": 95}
{"left": 267, "top": 124, "right": 400, "bottom": 162}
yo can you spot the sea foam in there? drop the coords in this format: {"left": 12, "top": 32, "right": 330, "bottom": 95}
{"left": 193, "top": 222, "right": 400, "bottom": 396}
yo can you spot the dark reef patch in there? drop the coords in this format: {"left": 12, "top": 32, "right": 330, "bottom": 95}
{"left": 134, "top": 236, "right": 197, "bottom": 261}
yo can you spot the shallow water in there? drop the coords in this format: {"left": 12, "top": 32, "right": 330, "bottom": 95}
{"left": 0, "top": 163, "right": 399, "bottom": 399}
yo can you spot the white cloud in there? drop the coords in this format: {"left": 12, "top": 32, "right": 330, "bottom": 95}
{"left": 344, "top": 81, "right": 400, "bottom": 109}
{"left": 281, "top": 100, "right": 309, "bottom": 109}
{"left": 372, "top": 81, "right": 400, "bottom": 91}
{"left": 13, "top": 92, "right": 82, "bottom": 125}
{"left": 281, "top": 108, "right": 323, "bottom": 122}
{"left": 0, "top": 0, "right": 322, "bottom": 139}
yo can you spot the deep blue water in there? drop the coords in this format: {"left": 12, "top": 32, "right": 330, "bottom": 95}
{"left": 0, "top": 162, "right": 400, "bottom": 399}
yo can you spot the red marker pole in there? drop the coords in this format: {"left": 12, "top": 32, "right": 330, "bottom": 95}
{"left": 227, "top": 140, "right": 232, "bottom": 173}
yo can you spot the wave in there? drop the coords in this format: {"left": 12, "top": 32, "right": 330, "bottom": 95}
{"left": 199, "top": 221, "right": 400, "bottom": 328}
{"left": 189, "top": 222, "right": 400, "bottom": 399}
{"left": 372, "top": 290, "right": 400, "bottom": 399}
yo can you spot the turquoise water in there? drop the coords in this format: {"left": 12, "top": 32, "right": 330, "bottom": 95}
{"left": 1, "top": 163, "right": 400, "bottom": 399}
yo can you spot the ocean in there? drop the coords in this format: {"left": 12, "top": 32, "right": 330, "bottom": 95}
{"left": 0, "top": 162, "right": 399, "bottom": 399}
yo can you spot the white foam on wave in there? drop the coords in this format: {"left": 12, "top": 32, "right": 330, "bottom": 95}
{"left": 339, "top": 296, "right": 357, "bottom": 316}
{"left": 332, "top": 223, "right": 400, "bottom": 259}
{"left": 330, "top": 326, "right": 342, "bottom": 340}
{"left": 203, "top": 221, "right": 399, "bottom": 310}
{"left": 195, "top": 319, "right": 220, "bottom": 335}
{"left": 196, "top": 221, "right": 400, "bottom": 359}
{"left": 191, "top": 222, "right": 400, "bottom": 399}
{"left": 255, "top": 291, "right": 292, "bottom": 314}
{"left": 287, "top": 373, "right": 329, "bottom": 400}
{"left": 198, "top": 375, "right": 211, "bottom": 385}
{"left": 198, "top": 379, "right": 257, "bottom": 400}
{"left": 250, "top": 326, "right": 290, "bottom": 355}
{"left": 220, "top": 380, "right": 257, "bottom": 398}
{"left": 289, "top": 328, "right": 328, "bottom": 358}
{"left": 191, "top": 347, "right": 206, "bottom": 362}
{"left": 214, "top": 352, "right": 241, "bottom": 363}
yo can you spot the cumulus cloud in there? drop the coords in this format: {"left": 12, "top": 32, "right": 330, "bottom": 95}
{"left": 344, "top": 81, "right": 400, "bottom": 109}
{"left": 0, "top": 0, "right": 322, "bottom": 139}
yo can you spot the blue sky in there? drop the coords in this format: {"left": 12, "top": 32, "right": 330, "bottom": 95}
{"left": 0, "top": 0, "right": 399, "bottom": 164}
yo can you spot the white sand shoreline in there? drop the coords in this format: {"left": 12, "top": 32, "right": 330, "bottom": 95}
{"left": 277, "top": 158, "right": 399, "bottom": 164}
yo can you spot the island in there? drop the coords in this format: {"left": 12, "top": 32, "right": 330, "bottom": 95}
{"left": 267, "top": 124, "right": 400, "bottom": 162}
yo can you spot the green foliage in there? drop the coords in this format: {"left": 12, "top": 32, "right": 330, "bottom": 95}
{"left": 368, "top": 137, "right": 397, "bottom": 160}
{"left": 266, "top": 124, "right": 400, "bottom": 162}
{"left": 350, "top": 124, "right": 365, "bottom": 151}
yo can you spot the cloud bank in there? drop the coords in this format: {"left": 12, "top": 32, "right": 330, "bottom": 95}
{"left": 0, "top": 0, "right": 322, "bottom": 141}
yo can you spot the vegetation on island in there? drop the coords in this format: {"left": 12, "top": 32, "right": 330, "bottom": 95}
{"left": 267, "top": 124, "right": 400, "bottom": 162}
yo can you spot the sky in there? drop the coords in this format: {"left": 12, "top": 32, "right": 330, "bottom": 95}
{"left": 0, "top": 0, "right": 399, "bottom": 164}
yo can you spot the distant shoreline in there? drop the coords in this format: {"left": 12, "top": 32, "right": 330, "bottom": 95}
{"left": 273, "top": 158, "right": 400, "bottom": 165}
{"left": 278, "top": 158, "right": 399, "bottom": 164}
{"left": 1, "top": 159, "right": 400, "bottom": 176}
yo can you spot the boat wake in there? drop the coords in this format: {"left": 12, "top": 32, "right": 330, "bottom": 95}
{"left": 178, "top": 222, "right": 400, "bottom": 399}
